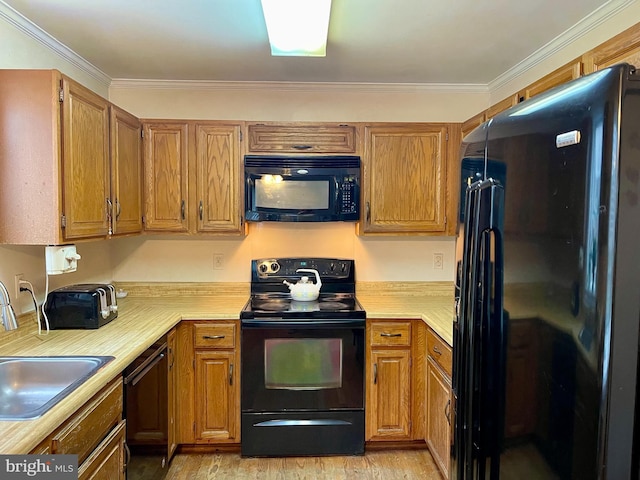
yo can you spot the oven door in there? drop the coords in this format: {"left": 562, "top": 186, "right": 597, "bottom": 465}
{"left": 241, "top": 320, "right": 365, "bottom": 412}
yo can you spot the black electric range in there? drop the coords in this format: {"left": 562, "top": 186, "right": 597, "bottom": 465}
{"left": 240, "top": 257, "right": 366, "bottom": 457}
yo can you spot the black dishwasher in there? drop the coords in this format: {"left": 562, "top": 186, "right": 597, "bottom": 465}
{"left": 123, "top": 334, "right": 172, "bottom": 478}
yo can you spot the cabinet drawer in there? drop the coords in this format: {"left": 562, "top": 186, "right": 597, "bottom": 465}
{"left": 369, "top": 321, "right": 412, "bottom": 347}
{"left": 78, "top": 419, "right": 126, "bottom": 480}
{"left": 194, "top": 323, "right": 236, "bottom": 349}
{"left": 247, "top": 124, "right": 357, "bottom": 153}
{"left": 51, "top": 377, "right": 123, "bottom": 465}
{"left": 427, "top": 328, "right": 452, "bottom": 377}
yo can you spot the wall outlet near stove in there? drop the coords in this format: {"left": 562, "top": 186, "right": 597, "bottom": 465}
{"left": 433, "top": 253, "right": 444, "bottom": 270}
{"left": 14, "top": 273, "right": 24, "bottom": 298}
{"left": 213, "top": 253, "right": 224, "bottom": 270}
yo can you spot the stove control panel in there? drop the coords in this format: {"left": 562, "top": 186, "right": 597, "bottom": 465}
{"left": 254, "top": 258, "right": 353, "bottom": 279}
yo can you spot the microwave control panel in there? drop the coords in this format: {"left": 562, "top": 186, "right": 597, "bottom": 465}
{"left": 340, "top": 176, "right": 359, "bottom": 214}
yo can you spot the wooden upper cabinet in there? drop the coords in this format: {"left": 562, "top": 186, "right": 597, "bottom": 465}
{"left": 143, "top": 122, "right": 189, "bottom": 232}
{"left": 461, "top": 111, "right": 486, "bottom": 140}
{"left": 110, "top": 106, "right": 142, "bottom": 235}
{"left": 61, "top": 77, "right": 111, "bottom": 239}
{"left": 583, "top": 23, "right": 640, "bottom": 73}
{"left": 486, "top": 93, "right": 520, "bottom": 120}
{"left": 247, "top": 123, "right": 357, "bottom": 153}
{"left": 195, "top": 123, "right": 243, "bottom": 234}
{"left": 361, "top": 124, "right": 449, "bottom": 235}
{"left": 522, "top": 59, "right": 582, "bottom": 100}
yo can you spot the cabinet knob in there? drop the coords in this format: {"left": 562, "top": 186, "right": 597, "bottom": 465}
{"left": 199, "top": 200, "right": 203, "bottom": 221}
{"left": 380, "top": 332, "right": 402, "bottom": 337}
{"left": 433, "top": 345, "right": 442, "bottom": 356}
{"left": 373, "top": 363, "right": 378, "bottom": 384}
{"left": 292, "top": 145, "right": 312, "bottom": 150}
{"left": 229, "top": 363, "right": 234, "bottom": 385}
{"left": 203, "top": 335, "right": 225, "bottom": 340}
{"left": 181, "top": 200, "right": 186, "bottom": 220}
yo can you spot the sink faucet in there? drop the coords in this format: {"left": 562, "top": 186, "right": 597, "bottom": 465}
{"left": 0, "top": 281, "right": 18, "bottom": 331}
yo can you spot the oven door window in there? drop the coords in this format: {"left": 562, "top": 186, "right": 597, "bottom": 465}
{"left": 242, "top": 326, "right": 364, "bottom": 411}
{"left": 255, "top": 177, "right": 330, "bottom": 210}
{"left": 264, "top": 338, "right": 342, "bottom": 390}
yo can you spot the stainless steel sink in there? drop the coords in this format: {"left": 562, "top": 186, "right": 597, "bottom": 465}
{"left": 0, "top": 356, "right": 114, "bottom": 420}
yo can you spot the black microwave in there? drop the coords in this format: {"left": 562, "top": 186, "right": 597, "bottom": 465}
{"left": 244, "top": 155, "right": 361, "bottom": 222}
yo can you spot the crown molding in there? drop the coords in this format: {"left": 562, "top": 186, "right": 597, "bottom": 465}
{"left": 109, "top": 78, "right": 488, "bottom": 94}
{"left": 488, "top": 0, "right": 636, "bottom": 92}
{"left": 0, "top": 1, "right": 111, "bottom": 88}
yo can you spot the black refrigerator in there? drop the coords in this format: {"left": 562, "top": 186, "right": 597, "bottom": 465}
{"left": 452, "top": 63, "right": 640, "bottom": 480}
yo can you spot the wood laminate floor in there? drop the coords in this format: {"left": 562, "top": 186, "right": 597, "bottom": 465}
{"left": 129, "top": 450, "right": 444, "bottom": 480}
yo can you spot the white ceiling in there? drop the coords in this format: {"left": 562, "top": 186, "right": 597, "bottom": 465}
{"left": 0, "top": 0, "right": 622, "bottom": 85}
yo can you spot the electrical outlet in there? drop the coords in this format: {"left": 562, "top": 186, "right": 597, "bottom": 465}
{"left": 14, "top": 273, "right": 24, "bottom": 298}
{"left": 213, "top": 253, "right": 224, "bottom": 270}
{"left": 433, "top": 253, "right": 444, "bottom": 270}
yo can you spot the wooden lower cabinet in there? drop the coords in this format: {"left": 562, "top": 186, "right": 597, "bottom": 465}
{"left": 78, "top": 420, "right": 126, "bottom": 480}
{"left": 426, "top": 357, "right": 451, "bottom": 478}
{"left": 426, "top": 328, "right": 452, "bottom": 479}
{"left": 176, "top": 320, "right": 241, "bottom": 445}
{"left": 365, "top": 319, "right": 426, "bottom": 443}
{"left": 195, "top": 350, "right": 238, "bottom": 441}
{"left": 367, "top": 348, "right": 412, "bottom": 439}
{"left": 32, "top": 377, "right": 125, "bottom": 478}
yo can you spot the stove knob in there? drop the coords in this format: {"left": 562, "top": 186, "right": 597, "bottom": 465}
{"left": 330, "top": 263, "right": 335, "bottom": 271}
{"left": 270, "top": 262, "right": 280, "bottom": 273}
{"left": 259, "top": 263, "right": 268, "bottom": 273}
{"left": 341, "top": 263, "right": 347, "bottom": 272}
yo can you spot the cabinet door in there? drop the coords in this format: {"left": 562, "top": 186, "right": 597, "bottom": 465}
{"left": 522, "top": 60, "right": 582, "bottom": 100}
{"left": 247, "top": 123, "right": 357, "bottom": 153}
{"left": 363, "top": 124, "right": 448, "bottom": 234}
{"left": 366, "top": 349, "right": 411, "bottom": 440}
{"left": 167, "top": 329, "right": 177, "bottom": 461}
{"left": 61, "top": 77, "right": 110, "bottom": 239}
{"left": 461, "top": 112, "right": 486, "bottom": 140}
{"left": 195, "top": 350, "right": 238, "bottom": 441}
{"left": 583, "top": 23, "right": 640, "bottom": 73}
{"left": 486, "top": 93, "right": 520, "bottom": 120}
{"left": 195, "top": 123, "right": 244, "bottom": 233}
{"left": 426, "top": 358, "right": 451, "bottom": 479}
{"left": 110, "top": 106, "right": 142, "bottom": 235}
{"left": 143, "top": 122, "right": 189, "bottom": 231}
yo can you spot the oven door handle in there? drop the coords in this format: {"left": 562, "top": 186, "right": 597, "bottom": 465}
{"left": 124, "top": 342, "right": 167, "bottom": 386}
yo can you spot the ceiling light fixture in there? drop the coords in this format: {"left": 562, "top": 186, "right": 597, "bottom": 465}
{"left": 260, "top": 0, "right": 332, "bottom": 57}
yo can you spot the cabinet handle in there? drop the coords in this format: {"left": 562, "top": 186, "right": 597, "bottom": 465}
{"left": 115, "top": 199, "right": 121, "bottom": 220}
{"left": 445, "top": 399, "right": 451, "bottom": 425}
{"left": 373, "top": 363, "right": 378, "bottom": 384}
{"left": 433, "top": 345, "right": 442, "bottom": 356}
{"left": 106, "top": 198, "right": 113, "bottom": 235}
{"left": 203, "top": 335, "right": 225, "bottom": 340}
{"left": 199, "top": 200, "right": 203, "bottom": 221}
{"left": 124, "top": 442, "right": 131, "bottom": 470}
{"left": 380, "top": 332, "right": 402, "bottom": 337}
{"left": 366, "top": 201, "right": 371, "bottom": 222}
{"left": 229, "top": 363, "right": 234, "bottom": 385}
{"left": 292, "top": 145, "right": 312, "bottom": 150}
{"left": 181, "top": 200, "right": 185, "bottom": 220}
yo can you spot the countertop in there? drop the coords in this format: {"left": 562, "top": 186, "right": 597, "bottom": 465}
{"left": 0, "top": 281, "right": 454, "bottom": 454}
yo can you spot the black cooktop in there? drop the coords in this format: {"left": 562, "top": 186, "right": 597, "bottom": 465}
{"left": 241, "top": 258, "right": 366, "bottom": 320}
